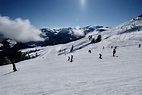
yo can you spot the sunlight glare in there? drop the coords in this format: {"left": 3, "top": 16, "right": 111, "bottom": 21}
{"left": 80, "top": 0, "right": 86, "bottom": 9}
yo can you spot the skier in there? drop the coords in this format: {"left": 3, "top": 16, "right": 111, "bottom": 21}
{"left": 139, "top": 44, "right": 141, "bottom": 48}
{"left": 70, "top": 45, "right": 74, "bottom": 52}
{"left": 88, "top": 35, "right": 92, "bottom": 40}
{"left": 67, "top": 56, "right": 70, "bottom": 61}
{"left": 103, "top": 46, "right": 105, "bottom": 49}
{"left": 5, "top": 56, "right": 17, "bottom": 72}
{"left": 88, "top": 50, "right": 91, "bottom": 53}
{"left": 12, "top": 63, "right": 17, "bottom": 72}
{"left": 112, "top": 48, "right": 116, "bottom": 57}
{"left": 36, "top": 53, "right": 38, "bottom": 57}
{"left": 70, "top": 55, "right": 73, "bottom": 62}
{"left": 99, "top": 53, "right": 102, "bottom": 59}
{"left": 114, "top": 46, "right": 117, "bottom": 49}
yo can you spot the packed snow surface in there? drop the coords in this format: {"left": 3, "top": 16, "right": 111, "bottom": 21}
{"left": 0, "top": 43, "right": 142, "bottom": 95}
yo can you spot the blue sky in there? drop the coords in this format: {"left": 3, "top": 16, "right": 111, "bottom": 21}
{"left": 0, "top": 0, "right": 142, "bottom": 28}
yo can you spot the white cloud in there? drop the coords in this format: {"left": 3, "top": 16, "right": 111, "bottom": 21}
{"left": 0, "top": 16, "right": 44, "bottom": 42}
{"left": 72, "top": 26, "right": 85, "bottom": 36}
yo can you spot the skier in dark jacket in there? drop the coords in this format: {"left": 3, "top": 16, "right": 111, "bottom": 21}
{"left": 139, "top": 44, "right": 141, "bottom": 48}
{"left": 99, "top": 53, "right": 102, "bottom": 59}
{"left": 112, "top": 48, "right": 116, "bottom": 57}
{"left": 5, "top": 57, "right": 17, "bottom": 72}
{"left": 12, "top": 63, "right": 17, "bottom": 72}
{"left": 88, "top": 50, "right": 91, "bottom": 53}
{"left": 70, "top": 55, "right": 73, "bottom": 62}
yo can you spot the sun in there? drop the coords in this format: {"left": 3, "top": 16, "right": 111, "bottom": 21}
{"left": 81, "top": 0, "right": 85, "bottom": 6}
{"left": 80, "top": 0, "right": 86, "bottom": 9}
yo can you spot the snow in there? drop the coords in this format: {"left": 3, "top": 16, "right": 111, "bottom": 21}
{"left": 6, "top": 39, "right": 17, "bottom": 48}
{"left": 0, "top": 42, "right": 142, "bottom": 95}
{"left": 0, "top": 17, "right": 142, "bottom": 95}
{"left": 0, "top": 43, "right": 3, "bottom": 47}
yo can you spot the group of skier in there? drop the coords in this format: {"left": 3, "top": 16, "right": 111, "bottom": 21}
{"left": 67, "top": 55, "right": 73, "bottom": 62}
{"left": 4, "top": 43, "right": 141, "bottom": 72}
{"left": 98, "top": 46, "right": 117, "bottom": 59}
{"left": 67, "top": 45, "right": 118, "bottom": 62}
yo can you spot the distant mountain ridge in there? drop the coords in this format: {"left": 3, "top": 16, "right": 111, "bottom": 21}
{"left": 0, "top": 25, "right": 107, "bottom": 50}
{"left": 40, "top": 25, "right": 107, "bottom": 45}
{"left": 1, "top": 14, "right": 142, "bottom": 51}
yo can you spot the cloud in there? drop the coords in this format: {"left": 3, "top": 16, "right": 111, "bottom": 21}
{"left": 72, "top": 26, "right": 85, "bottom": 36}
{"left": 0, "top": 16, "right": 44, "bottom": 42}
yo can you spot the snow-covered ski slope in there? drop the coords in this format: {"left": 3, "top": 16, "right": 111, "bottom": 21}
{"left": 99, "top": 17, "right": 142, "bottom": 48}
{"left": 0, "top": 17, "right": 142, "bottom": 95}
